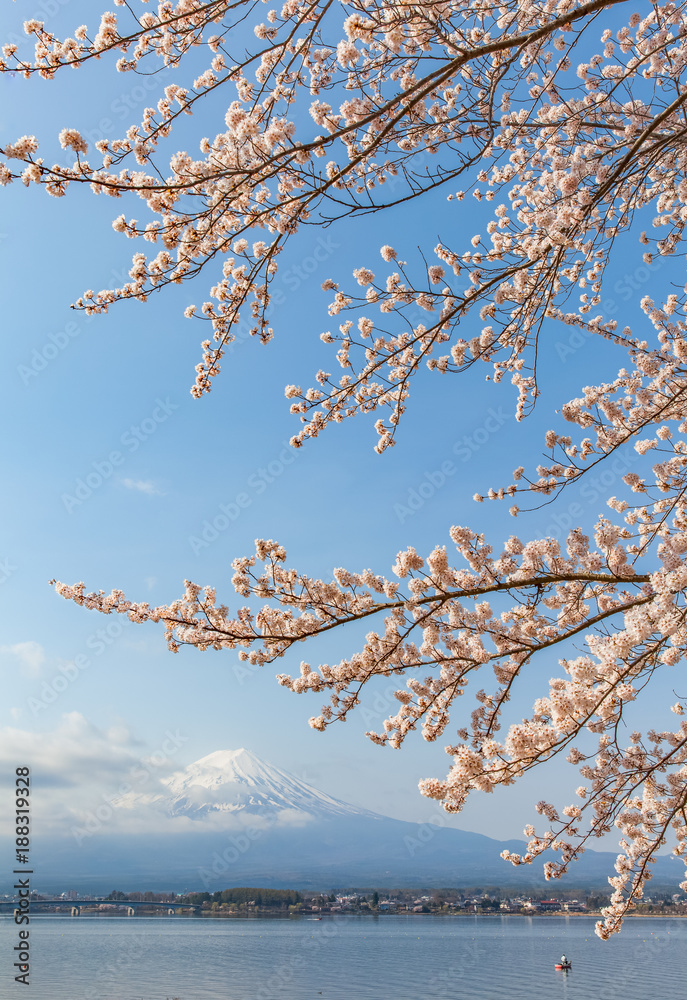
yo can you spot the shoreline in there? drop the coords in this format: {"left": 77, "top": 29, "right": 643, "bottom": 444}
{"left": 7, "top": 908, "right": 686, "bottom": 919}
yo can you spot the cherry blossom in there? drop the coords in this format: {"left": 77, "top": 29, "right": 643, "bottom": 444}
{"left": 7, "top": 0, "right": 687, "bottom": 935}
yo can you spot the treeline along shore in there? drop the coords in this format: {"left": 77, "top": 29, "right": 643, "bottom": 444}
{"left": 18, "top": 886, "right": 687, "bottom": 918}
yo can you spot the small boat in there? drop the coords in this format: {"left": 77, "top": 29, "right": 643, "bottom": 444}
{"left": 555, "top": 962, "right": 572, "bottom": 971}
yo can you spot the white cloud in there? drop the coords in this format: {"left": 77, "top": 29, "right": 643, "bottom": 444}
{"left": 0, "top": 714, "right": 188, "bottom": 837}
{"left": 0, "top": 719, "right": 318, "bottom": 843}
{"left": 0, "top": 641, "right": 46, "bottom": 677}
{"left": 121, "top": 478, "right": 162, "bottom": 496}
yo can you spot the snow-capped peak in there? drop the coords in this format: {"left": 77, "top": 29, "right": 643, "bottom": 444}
{"left": 160, "top": 747, "right": 377, "bottom": 822}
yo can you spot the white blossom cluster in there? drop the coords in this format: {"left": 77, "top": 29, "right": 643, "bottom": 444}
{"left": 7, "top": 0, "right": 687, "bottom": 937}
{"left": 4, "top": 0, "right": 685, "bottom": 420}
{"left": 55, "top": 462, "right": 687, "bottom": 938}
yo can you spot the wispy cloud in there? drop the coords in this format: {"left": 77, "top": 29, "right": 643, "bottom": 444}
{"left": 121, "top": 478, "right": 162, "bottom": 496}
{"left": 0, "top": 641, "right": 46, "bottom": 677}
{"left": 0, "top": 713, "right": 185, "bottom": 835}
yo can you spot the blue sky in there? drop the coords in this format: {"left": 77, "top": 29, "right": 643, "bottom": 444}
{"left": 0, "top": 1, "right": 679, "bottom": 858}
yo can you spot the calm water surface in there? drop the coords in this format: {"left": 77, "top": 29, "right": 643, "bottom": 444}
{"left": 0, "top": 914, "right": 683, "bottom": 1000}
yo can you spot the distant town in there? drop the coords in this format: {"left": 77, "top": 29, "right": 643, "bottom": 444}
{"left": 4, "top": 886, "right": 687, "bottom": 917}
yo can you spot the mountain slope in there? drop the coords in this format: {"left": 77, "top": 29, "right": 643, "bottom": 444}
{"left": 15, "top": 747, "right": 684, "bottom": 895}
{"left": 161, "top": 748, "right": 378, "bottom": 821}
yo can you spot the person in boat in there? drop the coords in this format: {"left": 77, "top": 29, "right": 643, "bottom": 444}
{"left": 560, "top": 955, "right": 570, "bottom": 967}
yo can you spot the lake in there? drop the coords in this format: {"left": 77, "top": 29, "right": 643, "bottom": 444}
{"left": 0, "top": 914, "right": 683, "bottom": 999}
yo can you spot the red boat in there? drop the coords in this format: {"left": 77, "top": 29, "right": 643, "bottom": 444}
{"left": 555, "top": 956, "right": 572, "bottom": 971}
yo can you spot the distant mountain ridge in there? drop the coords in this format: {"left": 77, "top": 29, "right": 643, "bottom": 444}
{"left": 16, "top": 747, "right": 685, "bottom": 894}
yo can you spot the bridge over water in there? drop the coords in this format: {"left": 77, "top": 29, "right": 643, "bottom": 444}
{"left": 0, "top": 899, "right": 202, "bottom": 916}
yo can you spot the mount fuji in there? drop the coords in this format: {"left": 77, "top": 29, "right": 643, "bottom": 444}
{"left": 23, "top": 747, "right": 684, "bottom": 894}
{"left": 159, "top": 748, "right": 377, "bottom": 822}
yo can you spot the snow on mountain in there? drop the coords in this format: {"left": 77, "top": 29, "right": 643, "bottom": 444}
{"left": 160, "top": 747, "right": 379, "bottom": 823}
{"left": 34, "top": 747, "right": 686, "bottom": 894}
